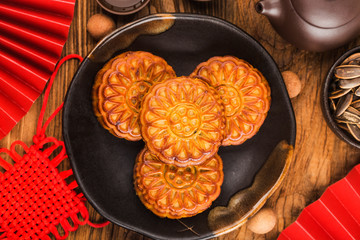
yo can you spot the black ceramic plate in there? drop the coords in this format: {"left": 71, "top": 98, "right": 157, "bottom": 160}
{"left": 63, "top": 14, "right": 296, "bottom": 240}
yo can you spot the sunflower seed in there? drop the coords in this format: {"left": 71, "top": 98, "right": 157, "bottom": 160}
{"left": 342, "top": 53, "right": 360, "bottom": 65}
{"left": 346, "top": 106, "right": 360, "bottom": 116}
{"left": 329, "top": 88, "right": 351, "bottom": 99}
{"left": 336, "top": 111, "right": 360, "bottom": 124}
{"left": 338, "top": 123, "right": 349, "bottom": 131}
{"left": 339, "top": 77, "right": 360, "bottom": 89}
{"left": 335, "top": 93, "right": 353, "bottom": 116}
{"left": 330, "top": 98, "right": 336, "bottom": 111}
{"left": 336, "top": 118, "right": 356, "bottom": 124}
{"left": 349, "top": 59, "right": 360, "bottom": 65}
{"left": 351, "top": 99, "right": 360, "bottom": 109}
{"left": 347, "top": 123, "right": 360, "bottom": 141}
{"left": 335, "top": 65, "right": 360, "bottom": 79}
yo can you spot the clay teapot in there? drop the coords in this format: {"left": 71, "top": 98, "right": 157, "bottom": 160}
{"left": 255, "top": 0, "right": 360, "bottom": 52}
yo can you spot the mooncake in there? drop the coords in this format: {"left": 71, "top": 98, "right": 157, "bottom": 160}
{"left": 139, "top": 77, "right": 225, "bottom": 167}
{"left": 134, "top": 148, "right": 224, "bottom": 219}
{"left": 92, "top": 51, "right": 176, "bottom": 141}
{"left": 191, "top": 56, "right": 271, "bottom": 146}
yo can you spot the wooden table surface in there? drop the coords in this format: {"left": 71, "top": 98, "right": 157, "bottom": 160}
{"left": 1, "top": 0, "right": 360, "bottom": 239}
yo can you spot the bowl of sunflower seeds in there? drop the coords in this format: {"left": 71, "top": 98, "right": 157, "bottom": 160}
{"left": 322, "top": 46, "right": 360, "bottom": 148}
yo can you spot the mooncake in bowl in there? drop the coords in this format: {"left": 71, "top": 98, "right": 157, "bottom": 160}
{"left": 134, "top": 148, "right": 224, "bottom": 219}
{"left": 139, "top": 77, "right": 225, "bottom": 167}
{"left": 191, "top": 56, "right": 271, "bottom": 146}
{"left": 92, "top": 51, "right": 176, "bottom": 141}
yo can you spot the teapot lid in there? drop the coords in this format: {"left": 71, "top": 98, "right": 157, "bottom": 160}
{"left": 291, "top": 0, "right": 360, "bottom": 28}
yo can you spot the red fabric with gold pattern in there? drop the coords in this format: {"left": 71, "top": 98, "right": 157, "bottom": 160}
{"left": 0, "top": 55, "right": 108, "bottom": 240}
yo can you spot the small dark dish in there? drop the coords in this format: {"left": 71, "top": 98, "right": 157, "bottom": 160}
{"left": 321, "top": 46, "right": 360, "bottom": 149}
{"left": 96, "top": 0, "right": 150, "bottom": 15}
{"left": 63, "top": 14, "right": 296, "bottom": 239}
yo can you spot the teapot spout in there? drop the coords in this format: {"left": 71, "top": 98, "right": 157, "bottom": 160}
{"left": 255, "top": 0, "right": 281, "bottom": 19}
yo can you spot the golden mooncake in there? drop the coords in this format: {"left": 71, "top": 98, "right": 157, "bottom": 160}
{"left": 191, "top": 56, "right": 271, "bottom": 146}
{"left": 139, "top": 77, "right": 225, "bottom": 167}
{"left": 92, "top": 51, "right": 176, "bottom": 141}
{"left": 134, "top": 148, "right": 224, "bottom": 219}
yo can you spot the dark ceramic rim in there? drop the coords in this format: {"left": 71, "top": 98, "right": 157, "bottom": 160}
{"left": 321, "top": 46, "right": 360, "bottom": 149}
{"left": 63, "top": 13, "right": 296, "bottom": 240}
{"left": 96, "top": 0, "right": 151, "bottom": 15}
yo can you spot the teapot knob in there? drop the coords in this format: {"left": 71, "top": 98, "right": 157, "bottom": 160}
{"left": 255, "top": 1, "right": 265, "bottom": 14}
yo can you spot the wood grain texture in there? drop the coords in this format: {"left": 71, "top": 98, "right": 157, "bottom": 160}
{"left": 1, "top": 0, "right": 360, "bottom": 239}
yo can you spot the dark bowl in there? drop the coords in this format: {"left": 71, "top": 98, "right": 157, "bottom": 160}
{"left": 63, "top": 13, "right": 296, "bottom": 240}
{"left": 96, "top": 0, "right": 151, "bottom": 15}
{"left": 321, "top": 46, "right": 360, "bottom": 149}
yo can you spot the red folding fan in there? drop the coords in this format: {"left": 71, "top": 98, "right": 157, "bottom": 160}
{"left": 0, "top": 0, "right": 76, "bottom": 139}
{"left": 278, "top": 164, "right": 360, "bottom": 240}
